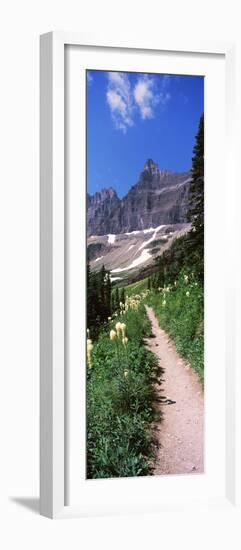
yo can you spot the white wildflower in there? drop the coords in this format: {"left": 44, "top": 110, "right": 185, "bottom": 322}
{"left": 115, "top": 322, "right": 122, "bottom": 338}
{"left": 120, "top": 323, "right": 126, "bottom": 336}
{"left": 110, "top": 329, "right": 117, "bottom": 341}
{"left": 87, "top": 340, "right": 94, "bottom": 367}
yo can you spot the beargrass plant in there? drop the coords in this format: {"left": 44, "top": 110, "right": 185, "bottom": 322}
{"left": 86, "top": 303, "right": 161, "bottom": 479}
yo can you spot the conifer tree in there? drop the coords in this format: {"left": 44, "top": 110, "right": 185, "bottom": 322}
{"left": 105, "top": 271, "right": 112, "bottom": 318}
{"left": 111, "top": 291, "right": 116, "bottom": 313}
{"left": 87, "top": 263, "right": 112, "bottom": 336}
{"left": 120, "top": 287, "right": 125, "bottom": 304}
{"left": 115, "top": 287, "right": 120, "bottom": 312}
{"left": 187, "top": 113, "right": 204, "bottom": 282}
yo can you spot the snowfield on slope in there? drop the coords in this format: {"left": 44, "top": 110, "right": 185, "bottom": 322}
{"left": 88, "top": 223, "right": 192, "bottom": 282}
{"left": 111, "top": 249, "right": 152, "bottom": 273}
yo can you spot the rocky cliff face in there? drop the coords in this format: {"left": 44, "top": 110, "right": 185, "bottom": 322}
{"left": 87, "top": 159, "right": 191, "bottom": 236}
{"left": 87, "top": 187, "right": 120, "bottom": 236}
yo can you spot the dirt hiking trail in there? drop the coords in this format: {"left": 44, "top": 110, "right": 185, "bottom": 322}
{"left": 144, "top": 305, "right": 204, "bottom": 475}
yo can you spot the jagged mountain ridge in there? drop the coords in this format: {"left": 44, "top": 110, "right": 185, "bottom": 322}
{"left": 87, "top": 159, "right": 191, "bottom": 237}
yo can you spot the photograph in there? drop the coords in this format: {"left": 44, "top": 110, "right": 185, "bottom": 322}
{"left": 86, "top": 69, "right": 204, "bottom": 479}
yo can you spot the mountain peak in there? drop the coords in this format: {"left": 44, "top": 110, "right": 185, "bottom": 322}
{"left": 144, "top": 159, "right": 160, "bottom": 176}
{"left": 87, "top": 162, "right": 192, "bottom": 236}
{"left": 100, "top": 187, "right": 118, "bottom": 199}
{"left": 90, "top": 187, "right": 119, "bottom": 203}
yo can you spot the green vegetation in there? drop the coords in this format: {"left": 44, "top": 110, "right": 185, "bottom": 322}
{"left": 87, "top": 301, "right": 161, "bottom": 479}
{"left": 86, "top": 114, "right": 204, "bottom": 478}
{"left": 123, "top": 277, "right": 148, "bottom": 297}
{"left": 147, "top": 271, "right": 204, "bottom": 383}
{"left": 87, "top": 263, "right": 112, "bottom": 338}
{"left": 186, "top": 113, "right": 204, "bottom": 283}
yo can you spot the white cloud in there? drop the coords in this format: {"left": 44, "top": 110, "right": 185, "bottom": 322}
{"left": 134, "top": 75, "right": 170, "bottom": 119}
{"left": 134, "top": 76, "right": 157, "bottom": 119}
{"left": 106, "top": 72, "right": 171, "bottom": 132}
{"left": 106, "top": 72, "right": 134, "bottom": 132}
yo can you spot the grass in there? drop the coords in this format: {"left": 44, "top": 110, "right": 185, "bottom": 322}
{"left": 87, "top": 303, "right": 161, "bottom": 479}
{"left": 147, "top": 270, "right": 204, "bottom": 383}
{"left": 123, "top": 277, "right": 149, "bottom": 297}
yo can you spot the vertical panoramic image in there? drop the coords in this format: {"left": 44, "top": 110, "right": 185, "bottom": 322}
{"left": 86, "top": 70, "right": 204, "bottom": 479}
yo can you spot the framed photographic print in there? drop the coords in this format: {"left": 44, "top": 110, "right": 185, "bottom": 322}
{"left": 40, "top": 32, "right": 240, "bottom": 518}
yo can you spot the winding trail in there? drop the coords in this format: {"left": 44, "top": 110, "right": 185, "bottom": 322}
{"left": 144, "top": 305, "right": 204, "bottom": 475}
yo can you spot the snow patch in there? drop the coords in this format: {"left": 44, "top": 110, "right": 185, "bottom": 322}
{"left": 108, "top": 234, "right": 116, "bottom": 244}
{"left": 143, "top": 227, "right": 155, "bottom": 234}
{"left": 110, "top": 276, "right": 123, "bottom": 281}
{"left": 125, "top": 230, "right": 141, "bottom": 236}
{"left": 125, "top": 225, "right": 166, "bottom": 237}
{"left": 128, "top": 244, "right": 134, "bottom": 250}
{"left": 138, "top": 224, "right": 166, "bottom": 251}
{"left": 94, "top": 256, "right": 104, "bottom": 262}
{"left": 111, "top": 249, "right": 151, "bottom": 273}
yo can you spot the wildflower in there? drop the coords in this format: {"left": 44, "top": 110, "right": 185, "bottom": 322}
{"left": 87, "top": 338, "right": 92, "bottom": 346}
{"left": 115, "top": 322, "right": 122, "bottom": 337}
{"left": 122, "top": 336, "right": 128, "bottom": 347}
{"left": 87, "top": 328, "right": 90, "bottom": 338}
{"left": 110, "top": 329, "right": 117, "bottom": 341}
{"left": 120, "top": 322, "right": 126, "bottom": 336}
{"left": 174, "top": 281, "right": 177, "bottom": 286}
{"left": 162, "top": 300, "right": 166, "bottom": 306}
{"left": 124, "top": 370, "right": 129, "bottom": 378}
{"left": 108, "top": 316, "right": 111, "bottom": 321}
{"left": 186, "top": 291, "right": 190, "bottom": 297}
{"left": 184, "top": 274, "right": 188, "bottom": 282}
{"left": 87, "top": 340, "right": 93, "bottom": 367}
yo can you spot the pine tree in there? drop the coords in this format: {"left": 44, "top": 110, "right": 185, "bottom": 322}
{"left": 105, "top": 271, "right": 112, "bottom": 318}
{"left": 115, "top": 287, "right": 120, "bottom": 312}
{"left": 120, "top": 287, "right": 125, "bottom": 304}
{"left": 87, "top": 263, "right": 112, "bottom": 336}
{"left": 187, "top": 113, "right": 204, "bottom": 282}
{"left": 111, "top": 291, "right": 116, "bottom": 314}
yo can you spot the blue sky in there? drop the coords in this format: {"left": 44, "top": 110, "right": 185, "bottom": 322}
{"left": 87, "top": 70, "right": 204, "bottom": 198}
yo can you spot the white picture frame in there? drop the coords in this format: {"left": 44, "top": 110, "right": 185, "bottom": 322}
{"left": 40, "top": 31, "right": 240, "bottom": 519}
